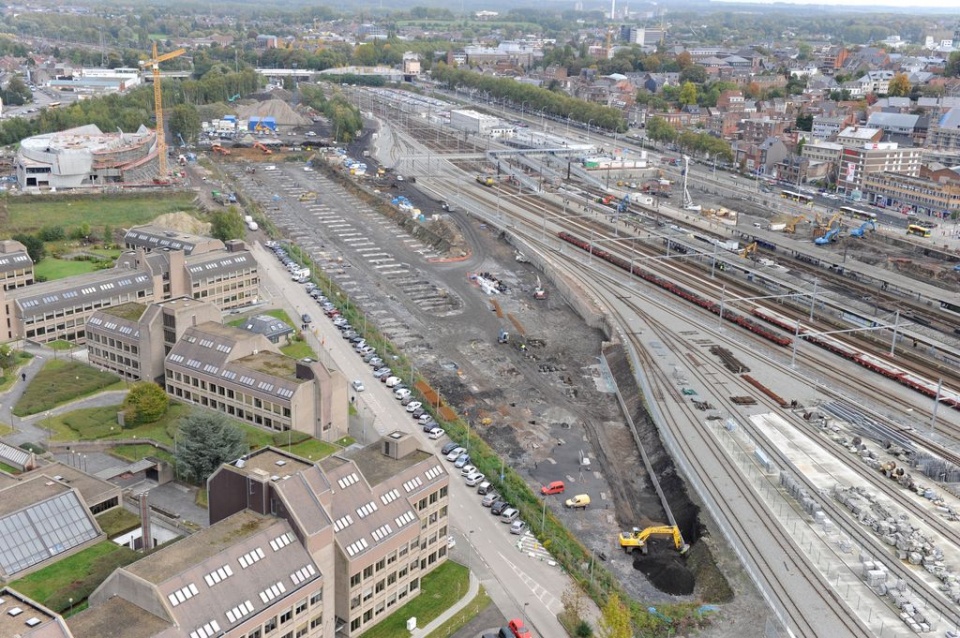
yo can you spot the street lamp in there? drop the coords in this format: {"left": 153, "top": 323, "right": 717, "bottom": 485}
{"left": 523, "top": 602, "right": 530, "bottom": 629}
{"left": 586, "top": 118, "right": 596, "bottom": 141}
{"left": 520, "top": 101, "right": 531, "bottom": 121}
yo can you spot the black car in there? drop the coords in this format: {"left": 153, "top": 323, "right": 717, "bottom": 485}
{"left": 491, "top": 500, "right": 509, "bottom": 515}
{"left": 441, "top": 442, "right": 459, "bottom": 455}
{"left": 411, "top": 408, "right": 426, "bottom": 419}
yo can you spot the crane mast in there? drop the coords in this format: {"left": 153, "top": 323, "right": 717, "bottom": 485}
{"left": 141, "top": 43, "right": 186, "bottom": 183}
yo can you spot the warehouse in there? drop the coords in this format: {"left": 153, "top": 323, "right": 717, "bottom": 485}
{"left": 449, "top": 109, "right": 512, "bottom": 137}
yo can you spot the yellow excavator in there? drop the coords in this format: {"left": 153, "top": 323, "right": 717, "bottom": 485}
{"left": 739, "top": 242, "right": 757, "bottom": 259}
{"left": 784, "top": 215, "right": 806, "bottom": 234}
{"left": 618, "top": 526, "right": 689, "bottom": 554}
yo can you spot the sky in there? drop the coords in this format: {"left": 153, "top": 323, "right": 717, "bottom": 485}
{"left": 711, "top": 0, "right": 959, "bottom": 7}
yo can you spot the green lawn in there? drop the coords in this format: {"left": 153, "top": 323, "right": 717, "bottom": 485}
{"left": 34, "top": 257, "right": 102, "bottom": 281}
{"left": 362, "top": 562, "right": 469, "bottom": 638}
{"left": 0, "top": 192, "right": 198, "bottom": 234}
{"left": 10, "top": 541, "right": 138, "bottom": 614}
{"left": 111, "top": 443, "right": 176, "bottom": 466}
{"left": 0, "top": 350, "right": 32, "bottom": 393}
{"left": 13, "top": 360, "right": 122, "bottom": 416}
{"left": 425, "top": 586, "right": 491, "bottom": 638}
{"left": 0, "top": 423, "right": 12, "bottom": 436}
{"left": 95, "top": 508, "right": 141, "bottom": 537}
{"left": 281, "top": 339, "right": 316, "bottom": 360}
{"left": 265, "top": 308, "right": 296, "bottom": 325}
{"left": 286, "top": 438, "right": 337, "bottom": 461}
{"left": 0, "top": 460, "right": 19, "bottom": 474}
{"left": 40, "top": 402, "right": 275, "bottom": 452}
{"left": 47, "top": 339, "right": 76, "bottom": 351}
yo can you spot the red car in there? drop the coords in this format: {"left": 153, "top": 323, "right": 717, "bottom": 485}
{"left": 508, "top": 619, "right": 532, "bottom": 638}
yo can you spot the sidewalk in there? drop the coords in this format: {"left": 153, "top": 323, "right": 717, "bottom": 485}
{"left": 414, "top": 571, "right": 479, "bottom": 637}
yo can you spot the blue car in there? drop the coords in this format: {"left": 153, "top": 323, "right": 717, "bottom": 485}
{"left": 454, "top": 454, "right": 470, "bottom": 469}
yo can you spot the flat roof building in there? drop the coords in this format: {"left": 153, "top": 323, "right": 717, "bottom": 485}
{"left": 0, "top": 587, "right": 74, "bottom": 638}
{"left": 123, "top": 225, "right": 226, "bottom": 256}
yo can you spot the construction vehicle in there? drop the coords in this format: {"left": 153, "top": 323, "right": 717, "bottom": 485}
{"left": 476, "top": 175, "right": 494, "bottom": 186}
{"left": 739, "top": 242, "right": 757, "bottom": 259}
{"left": 616, "top": 194, "right": 630, "bottom": 214}
{"left": 533, "top": 276, "right": 547, "bottom": 300}
{"left": 848, "top": 220, "right": 876, "bottom": 238}
{"left": 298, "top": 191, "right": 317, "bottom": 201}
{"left": 212, "top": 144, "right": 231, "bottom": 156}
{"left": 497, "top": 329, "right": 509, "bottom": 344}
{"left": 681, "top": 156, "right": 701, "bottom": 211}
{"left": 140, "top": 42, "right": 186, "bottom": 183}
{"left": 618, "top": 525, "right": 689, "bottom": 554}
{"left": 253, "top": 141, "right": 273, "bottom": 155}
{"left": 783, "top": 215, "right": 806, "bottom": 234}
{"left": 814, "top": 212, "right": 844, "bottom": 245}
{"left": 599, "top": 194, "right": 615, "bottom": 205}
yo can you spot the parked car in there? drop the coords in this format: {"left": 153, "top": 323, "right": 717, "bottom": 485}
{"left": 428, "top": 427, "right": 445, "bottom": 440}
{"left": 453, "top": 454, "right": 470, "bottom": 468}
{"left": 541, "top": 480, "right": 565, "bottom": 495}
{"left": 481, "top": 492, "right": 499, "bottom": 507}
{"left": 509, "top": 520, "right": 529, "bottom": 536}
{"left": 500, "top": 508, "right": 520, "bottom": 524}
{"left": 405, "top": 401, "right": 422, "bottom": 413}
{"left": 459, "top": 465, "right": 477, "bottom": 477}
{"left": 508, "top": 618, "right": 532, "bottom": 638}
{"left": 418, "top": 414, "right": 435, "bottom": 425}
{"left": 476, "top": 481, "right": 492, "bottom": 495}
{"left": 564, "top": 494, "right": 591, "bottom": 509}
{"left": 384, "top": 376, "right": 402, "bottom": 387}
{"left": 400, "top": 395, "right": 414, "bottom": 406}
{"left": 373, "top": 367, "right": 391, "bottom": 378}
{"left": 464, "top": 473, "right": 485, "bottom": 487}
{"left": 394, "top": 388, "right": 412, "bottom": 400}
{"left": 300, "top": 313, "right": 312, "bottom": 324}
{"left": 351, "top": 380, "right": 365, "bottom": 392}
{"left": 411, "top": 408, "right": 426, "bottom": 419}
{"left": 445, "top": 447, "right": 466, "bottom": 462}
{"left": 368, "top": 357, "right": 384, "bottom": 368}
{"left": 490, "top": 500, "right": 509, "bottom": 515}
{"left": 441, "top": 442, "right": 460, "bottom": 456}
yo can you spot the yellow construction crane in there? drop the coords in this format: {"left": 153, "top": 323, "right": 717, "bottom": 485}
{"left": 141, "top": 42, "right": 186, "bottom": 183}
{"left": 618, "top": 526, "right": 689, "bottom": 554}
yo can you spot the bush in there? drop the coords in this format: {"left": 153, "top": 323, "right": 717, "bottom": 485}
{"left": 37, "top": 225, "right": 65, "bottom": 242}
{"left": 122, "top": 381, "right": 169, "bottom": 426}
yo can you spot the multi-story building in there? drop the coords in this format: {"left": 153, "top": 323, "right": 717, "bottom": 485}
{"left": 86, "top": 297, "right": 222, "bottom": 381}
{"left": 123, "top": 225, "right": 226, "bottom": 255}
{"left": 208, "top": 437, "right": 450, "bottom": 637}
{"left": 926, "top": 108, "right": 960, "bottom": 152}
{"left": 811, "top": 115, "right": 846, "bottom": 140}
{"left": 0, "top": 236, "right": 258, "bottom": 345}
{"left": 0, "top": 240, "right": 34, "bottom": 290}
{"left": 71, "top": 511, "right": 330, "bottom": 638}
{"left": 862, "top": 172, "right": 960, "bottom": 217}
{"left": 801, "top": 140, "right": 843, "bottom": 164}
{"left": 738, "top": 117, "right": 788, "bottom": 145}
{"left": 163, "top": 322, "right": 347, "bottom": 440}
{"left": 836, "top": 126, "right": 883, "bottom": 147}
{"left": 837, "top": 142, "right": 923, "bottom": 195}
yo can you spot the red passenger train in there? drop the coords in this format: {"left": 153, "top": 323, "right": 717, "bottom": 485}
{"left": 557, "top": 231, "right": 792, "bottom": 347}
{"left": 751, "top": 306, "right": 960, "bottom": 411}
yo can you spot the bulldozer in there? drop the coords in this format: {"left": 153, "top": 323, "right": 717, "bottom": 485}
{"left": 618, "top": 525, "right": 689, "bottom": 554}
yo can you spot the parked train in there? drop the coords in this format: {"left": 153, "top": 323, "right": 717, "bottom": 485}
{"left": 557, "top": 231, "right": 792, "bottom": 347}
{"left": 751, "top": 306, "right": 960, "bottom": 411}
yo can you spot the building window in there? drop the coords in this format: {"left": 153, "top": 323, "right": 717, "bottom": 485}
{"left": 350, "top": 573, "right": 361, "bottom": 588}
{"left": 249, "top": 630, "right": 262, "bottom": 638}
{"left": 351, "top": 618, "right": 361, "bottom": 632}
{"left": 310, "top": 590, "right": 323, "bottom": 606}
{"left": 363, "top": 610, "right": 373, "bottom": 623}
{"left": 264, "top": 617, "right": 277, "bottom": 632}
{"left": 310, "top": 615, "right": 323, "bottom": 629}
{"left": 363, "top": 565, "right": 373, "bottom": 579}
{"left": 376, "top": 558, "right": 385, "bottom": 572}
{"left": 387, "top": 551, "right": 397, "bottom": 565}
{"left": 296, "top": 626, "right": 308, "bottom": 638}
{"left": 350, "top": 596, "right": 360, "bottom": 610}
{"left": 295, "top": 599, "right": 308, "bottom": 615}
{"left": 410, "top": 578, "right": 420, "bottom": 592}
{"left": 387, "top": 572, "right": 396, "bottom": 585}
{"left": 375, "top": 579, "right": 384, "bottom": 594}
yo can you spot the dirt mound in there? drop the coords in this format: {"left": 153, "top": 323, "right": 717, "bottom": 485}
{"left": 236, "top": 98, "right": 310, "bottom": 127}
{"left": 152, "top": 211, "right": 210, "bottom": 236}
{"left": 633, "top": 552, "right": 696, "bottom": 595}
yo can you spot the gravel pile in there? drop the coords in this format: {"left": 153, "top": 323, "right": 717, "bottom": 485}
{"left": 236, "top": 98, "right": 311, "bottom": 127}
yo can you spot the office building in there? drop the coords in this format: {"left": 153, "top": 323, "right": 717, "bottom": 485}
{"left": 0, "top": 240, "right": 35, "bottom": 290}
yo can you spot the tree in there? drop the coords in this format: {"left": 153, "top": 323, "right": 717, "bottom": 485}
{"left": 175, "top": 411, "right": 247, "bottom": 483}
{"left": 168, "top": 103, "right": 201, "bottom": 143}
{"left": 12, "top": 233, "right": 45, "bottom": 263}
{"left": 795, "top": 113, "right": 813, "bottom": 132}
{"left": 122, "top": 381, "right": 169, "bottom": 426}
{"left": 210, "top": 207, "right": 246, "bottom": 242}
{"left": 678, "top": 81, "right": 698, "bottom": 106}
{"left": 679, "top": 65, "right": 707, "bottom": 85}
{"left": 888, "top": 73, "right": 910, "bottom": 97}
{"left": 597, "top": 593, "right": 632, "bottom": 638}
{"left": 102, "top": 224, "right": 114, "bottom": 245}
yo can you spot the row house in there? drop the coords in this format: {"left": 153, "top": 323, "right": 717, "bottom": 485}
{"left": 862, "top": 172, "right": 960, "bottom": 218}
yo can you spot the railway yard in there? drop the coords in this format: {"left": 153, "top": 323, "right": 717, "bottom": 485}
{"left": 206, "top": 86, "right": 960, "bottom": 637}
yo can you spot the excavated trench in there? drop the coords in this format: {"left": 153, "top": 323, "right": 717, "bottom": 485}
{"left": 603, "top": 343, "right": 731, "bottom": 601}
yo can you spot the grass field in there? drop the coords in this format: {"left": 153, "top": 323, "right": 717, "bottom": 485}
{"left": 111, "top": 443, "right": 176, "bottom": 466}
{"left": 0, "top": 460, "right": 19, "bottom": 474}
{"left": 0, "top": 350, "right": 32, "bottom": 393}
{"left": 10, "top": 541, "right": 138, "bottom": 614}
{"left": 47, "top": 339, "right": 76, "bottom": 351}
{"left": 286, "top": 438, "right": 336, "bottom": 461}
{"left": 13, "top": 360, "right": 122, "bottom": 416}
{"left": 361, "top": 562, "right": 469, "bottom": 638}
{"left": 34, "top": 257, "right": 103, "bottom": 281}
{"left": 0, "top": 192, "right": 198, "bottom": 234}
{"left": 281, "top": 339, "right": 316, "bottom": 359}
{"left": 95, "top": 508, "right": 141, "bottom": 537}
{"left": 425, "top": 586, "right": 491, "bottom": 638}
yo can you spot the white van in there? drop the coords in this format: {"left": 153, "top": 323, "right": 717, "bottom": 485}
{"left": 384, "top": 376, "right": 402, "bottom": 388}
